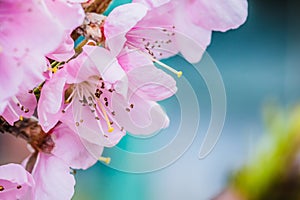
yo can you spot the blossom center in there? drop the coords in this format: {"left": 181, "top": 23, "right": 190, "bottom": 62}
{"left": 127, "top": 25, "right": 176, "bottom": 59}
{"left": 0, "top": 185, "right": 4, "bottom": 191}
{"left": 96, "top": 97, "right": 114, "bottom": 132}
{"left": 63, "top": 76, "right": 117, "bottom": 133}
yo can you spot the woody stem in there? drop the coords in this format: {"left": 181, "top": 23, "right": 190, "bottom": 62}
{"left": 0, "top": 116, "right": 34, "bottom": 142}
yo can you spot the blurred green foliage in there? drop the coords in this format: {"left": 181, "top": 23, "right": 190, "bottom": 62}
{"left": 232, "top": 105, "right": 300, "bottom": 199}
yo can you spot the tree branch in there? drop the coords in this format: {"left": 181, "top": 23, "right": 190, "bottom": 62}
{"left": 0, "top": 117, "right": 31, "bottom": 142}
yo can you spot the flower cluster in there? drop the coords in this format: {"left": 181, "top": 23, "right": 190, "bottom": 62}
{"left": 0, "top": 0, "right": 247, "bottom": 199}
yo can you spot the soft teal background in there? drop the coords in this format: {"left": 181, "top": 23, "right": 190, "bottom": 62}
{"left": 73, "top": 0, "right": 300, "bottom": 199}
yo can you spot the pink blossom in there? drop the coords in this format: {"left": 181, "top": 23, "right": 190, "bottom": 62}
{"left": 69, "top": 0, "right": 91, "bottom": 3}
{"left": 0, "top": 0, "right": 85, "bottom": 123}
{"left": 51, "top": 122, "right": 102, "bottom": 169}
{"left": 113, "top": 49, "right": 177, "bottom": 135}
{"left": 0, "top": 122, "right": 100, "bottom": 200}
{"left": 171, "top": 0, "right": 248, "bottom": 63}
{"left": 38, "top": 45, "right": 177, "bottom": 158}
{"left": 47, "top": 33, "right": 76, "bottom": 62}
{"left": 22, "top": 123, "right": 99, "bottom": 200}
{"left": 45, "top": 0, "right": 85, "bottom": 61}
{"left": 104, "top": 3, "right": 148, "bottom": 56}
{"left": 28, "top": 120, "right": 102, "bottom": 200}
{"left": 80, "top": 46, "right": 177, "bottom": 136}
{"left": 38, "top": 46, "right": 127, "bottom": 149}
{"left": 37, "top": 69, "right": 67, "bottom": 132}
{"left": 106, "top": 0, "right": 247, "bottom": 63}
{"left": 29, "top": 153, "right": 75, "bottom": 200}
{"left": 118, "top": 49, "right": 177, "bottom": 101}
{"left": 0, "top": 164, "right": 35, "bottom": 199}
{"left": 0, "top": 0, "right": 61, "bottom": 104}
{"left": 103, "top": 3, "right": 178, "bottom": 60}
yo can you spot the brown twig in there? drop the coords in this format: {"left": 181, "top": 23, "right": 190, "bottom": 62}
{"left": 0, "top": 116, "right": 31, "bottom": 142}
{"left": 71, "top": 0, "right": 112, "bottom": 41}
{"left": 83, "top": 0, "right": 112, "bottom": 14}
{"left": 1, "top": 117, "right": 55, "bottom": 172}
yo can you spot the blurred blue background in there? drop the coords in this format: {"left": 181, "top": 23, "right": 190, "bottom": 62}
{"left": 73, "top": 0, "right": 300, "bottom": 199}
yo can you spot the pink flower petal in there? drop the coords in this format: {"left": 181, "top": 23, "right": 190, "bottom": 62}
{"left": 128, "top": 66, "right": 177, "bottom": 101}
{"left": 68, "top": 0, "right": 89, "bottom": 3}
{"left": 0, "top": 101, "right": 8, "bottom": 114}
{"left": 187, "top": 0, "right": 248, "bottom": 32}
{"left": 118, "top": 50, "right": 177, "bottom": 101}
{"left": 0, "top": 0, "right": 76, "bottom": 109}
{"left": 64, "top": 52, "right": 98, "bottom": 84}
{"left": 32, "top": 153, "right": 75, "bottom": 200}
{"left": 127, "top": 3, "right": 179, "bottom": 60}
{"left": 43, "top": 0, "right": 85, "bottom": 32}
{"left": 2, "top": 92, "right": 37, "bottom": 125}
{"left": 79, "top": 138, "right": 105, "bottom": 162}
{"left": 112, "top": 92, "right": 170, "bottom": 135}
{"left": 51, "top": 123, "right": 99, "bottom": 170}
{"left": 0, "top": 53, "right": 22, "bottom": 105}
{"left": 39, "top": 71, "right": 66, "bottom": 114}
{"left": 17, "top": 53, "right": 47, "bottom": 91}
{"left": 38, "top": 70, "right": 66, "bottom": 132}
{"left": 117, "top": 49, "right": 153, "bottom": 72}
{"left": 104, "top": 3, "right": 148, "bottom": 56}
{"left": 132, "top": 0, "right": 170, "bottom": 8}
{"left": 0, "top": 0, "right": 65, "bottom": 58}
{"left": 47, "top": 32, "right": 75, "bottom": 61}
{"left": 174, "top": 9, "right": 212, "bottom": 63}
{"left": 0, "top": 163, "right": 35, "bottom": 200}
{"left": 69, "top": 96, "right": 125, "bottom": 147}
{"left": 83, "top": 46, "right": 128, "bottom": 96}
{"left": 42, "top": 0, "right": 84, "bottom": 62}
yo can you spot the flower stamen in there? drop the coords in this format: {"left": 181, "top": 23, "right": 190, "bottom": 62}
{"left": 96, "top": 99, "right": 114, "bottom": 132}
{"left": 126, "top": 43, "right": 182, "bottom": 78}
{"left": 152, "top": 58, "right": 182, "bottom": 78}
{"left": 99, "top": 156, "right": 111, "bottom": 164}
{"left": 48, "top": 61, "right": 63, "bottom": 73}
{"left": 48, "top": 66, "right": 58, "bottom": 73}
{"left": 62, "top": 102, "right": 72, "bottom": 113}
{"left": 65, "top": 89, "right": 76, "bottom": 104}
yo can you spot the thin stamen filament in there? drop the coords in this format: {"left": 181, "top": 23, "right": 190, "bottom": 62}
{"left": 96, "top": 99, "right": 114, "bottom": 133}
{"left": 62, "top": 101, "right": 73, "bottom": 113}
{"left": 65, "top": 89, "right": 76, "bottom": 103}
{"left": 152, "top": 58, "right": 182, "bottom": 78}
{"left": 125, "top": 43, "right": 182, "bottom": 78}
